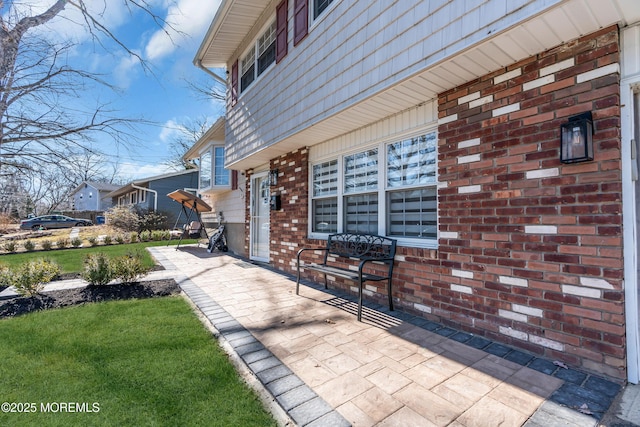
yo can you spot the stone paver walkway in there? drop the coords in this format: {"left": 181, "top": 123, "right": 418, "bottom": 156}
{"left": 148, "top": 245, "right": 623, "bottom": 427}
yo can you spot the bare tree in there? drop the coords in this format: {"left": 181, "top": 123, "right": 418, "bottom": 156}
{"left": 0, "top": 1, "right": 173, "bottom": 172}
{"left": 164, "top": 116, "right": 213, "bottom": 170}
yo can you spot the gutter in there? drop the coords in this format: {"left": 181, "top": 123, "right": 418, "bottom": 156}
{"left": 195, "top": 60, "right": 227, "bottom": 86}
{"left": 131, "top": 184, "right": 158, "bottom": 212}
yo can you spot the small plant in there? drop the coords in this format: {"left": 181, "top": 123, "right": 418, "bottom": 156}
{"left": 151, "top": 230, "right": 164, "bottom": 241}
{"left": 87, "top": 236, "right": 98, "bottom": 247}
{"left": 23, "top": 240, "right": 35, "bottom": 252}
{"left": 3, "top": 241, "right": 17, "bottom": 253}
{"left": 82, "top": 253, "right": 113, "bottom": 286}
{"left": 70, "top": 237, "right": 83, "bottom": 248}
{"left": 41, "top": 240, "right": 53, "bottom": 251}
{"left": 115, "top": 234, "right": 125, "bottom": 244}
{"left": 139, "top": 230, "right": 151, "bottom": 242}
{"left": 105, "top": 206, "right": 139, "bottom": 232}
{"left": 103, "top": 235, "right": 112, "bottom": 245}
{"left": 112, "top": 251, "right": 150, "bottom": 284}
{"left": 56, "top": 237, "right": 69, "bottom": 249}
{"left": 0, "top": 263, "right": 11, "bottom": 287}
{"left": 129, "top": 232, "right": 139, "bottom": 243}
{"left": 10, "top": 259, "right": 61, "bottom": 297}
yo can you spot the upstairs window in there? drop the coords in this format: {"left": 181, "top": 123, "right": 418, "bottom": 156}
{"left": 240, "top": 20, "right": 276, "bottom": 93}
{"left": 313, "top": 0, "right": 334, "bottom": 19}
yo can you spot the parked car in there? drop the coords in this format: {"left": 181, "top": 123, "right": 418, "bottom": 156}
{"left": 20, "top": 215, "right": 93, "bottom": 230}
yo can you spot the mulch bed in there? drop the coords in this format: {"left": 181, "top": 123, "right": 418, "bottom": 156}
{"left": 0, "top": 279, "right": 180, "bottom": 319}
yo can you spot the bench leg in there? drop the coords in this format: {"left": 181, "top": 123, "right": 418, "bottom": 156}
{"left": 357, "top": 280, "right": 363, "bottom": 321}
{"left": 323, "top": 273, "right": 328, "bottom": 289}
{"left": 296, "top": 264, "right": 301, "bottom": 295}
{"left": 387, "top": 277, "right": 394, "bottom": 311}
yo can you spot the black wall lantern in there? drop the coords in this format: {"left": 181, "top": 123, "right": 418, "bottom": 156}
{"left": 269, "top": 169, "right": 279, "bottom": 186}
{"left": 560, "top": 111, "right": 594, "bottom": 164}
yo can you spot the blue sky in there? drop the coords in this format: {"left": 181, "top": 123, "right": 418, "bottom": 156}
{"left": 25, "top": 0, "right": 226, "bottom": 180}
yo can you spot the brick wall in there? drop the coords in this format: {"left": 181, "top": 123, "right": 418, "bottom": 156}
{"left": 262, "top": 26, "right": 624, "bottom": 380}
{"left": 268, "top": 148, "right": 310, "bottom": 272}
{"left": 431, "top": 26, "right": 623, "bottom": 379}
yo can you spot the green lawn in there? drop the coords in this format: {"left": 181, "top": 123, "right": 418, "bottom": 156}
{"left": 0, "top": 240, "right": 195, "bottom": 273}
{"left": 0, "top": 297, "right": 276, "bottom": 427}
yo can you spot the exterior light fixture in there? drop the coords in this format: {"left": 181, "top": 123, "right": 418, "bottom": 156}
{"left": 269, "top": 169, "right": 279, "bottom": 186}
{"left": 560, "top": 112, "right": 594, "bottom": 164}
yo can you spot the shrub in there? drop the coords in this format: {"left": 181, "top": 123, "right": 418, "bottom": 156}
{"left": 112, "top": 251, "right": 150, "bottom": 284}
{"left": 139, "top": 230, "right": 151, "bottom": 242}
{"left": 105, "top": 206, "right": 139, "bottom": 232}
{"left": 103, "top": 235, "right": 112, "bottom": 245}
{"left": 56, "top": 238, "right": 69, "bottom": 249}
{"left": 151, "top": 230, "right": 164, "bottom": 241}
{"left": 129, "top": 232, "right": 139, "bottom": 243}
{"left": 3, "top": 241, "right": 17, "bottom": 253}
{"left": 41, "top": 239, "right": 53, "bottom": 251}
{"left": 87, "top": 236, "right": 98, "bottom": 247}
{"left": 0, "top": 263, "right": 11, "bottom": 287}
{"left": 115, "top": 234, "right": 125, "bottom": 244}
{"left": 70, "top": 237, "right": 83, "bottom": 248}
{"left": 23, "top": 240, "right": 35, "bottom": 252}
{"left": 10, "top": 259, "right": 61, "bottom": 297}
{"left": 137, "top": 209, "right": 168, "bottom": 232}
{"left": 82, "top": 253, "right": 113, "bottom": 286}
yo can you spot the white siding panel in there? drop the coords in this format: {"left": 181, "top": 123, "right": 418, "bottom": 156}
{"left": 310, "top": 101, "right": 438, "bottom": 161}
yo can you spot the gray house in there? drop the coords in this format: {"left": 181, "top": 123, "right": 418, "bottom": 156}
{"left": 107, "top": 170, "right": 199, "bottom": 225}
{"left": 70, "top": 181, "right": 120, "bottom": 212}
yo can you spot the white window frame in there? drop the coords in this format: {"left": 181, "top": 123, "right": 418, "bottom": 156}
{"left": 308, "top": 127, "right": 438, "bottom": 249}
{"left": 310, "top": 0, "right": 339, "bottom": 29}
{"left": 139, "top": 189, "right": 146, "bottom": 203}
{"left": 239, "top": 18, "right": 277, "bottom": 95}
{"left": 199, "top": 145, "right": 231, "bottom": 191}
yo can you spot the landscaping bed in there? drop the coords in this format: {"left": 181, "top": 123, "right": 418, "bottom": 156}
{"left": 0, "top": 279, "right": 179, "bottom": 318}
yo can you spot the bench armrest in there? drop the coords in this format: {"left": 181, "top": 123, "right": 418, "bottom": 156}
{"left": 296, "top": 247, "right": 329, "bottom": 264}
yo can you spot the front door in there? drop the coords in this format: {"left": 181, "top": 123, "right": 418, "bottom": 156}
{"left": 250, "top": 173, "right": 270, "bottom": 262}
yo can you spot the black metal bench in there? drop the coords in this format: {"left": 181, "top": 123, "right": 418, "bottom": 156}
{"left": 296, "top": 233, "right": 397, "bottom": 321}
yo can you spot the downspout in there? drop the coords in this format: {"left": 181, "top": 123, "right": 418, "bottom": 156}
{"left": 131, "top": 184, "right": 158, "bottom": 212}
{"left": 195, "top": 60, "right": 227, "bottom": 86}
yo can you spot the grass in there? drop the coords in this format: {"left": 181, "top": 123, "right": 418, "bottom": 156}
{"left": 0, "top": 297, "right": 277, "bottom": 427}
{"left": 0, "top": 240, "right": 195, "bottom": 273}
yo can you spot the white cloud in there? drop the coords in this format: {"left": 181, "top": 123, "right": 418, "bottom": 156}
{"left": 118, "top": 161, "right": 178, "bottom": 181}
{"left": 159, "top": 119, "right": 187, "bottom": 144}
{"left": 145, "top": 0, "right": 221, "bottom": 61}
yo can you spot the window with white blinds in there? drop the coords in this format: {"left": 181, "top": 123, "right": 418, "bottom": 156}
{"left": 310, "top": 130, "right": 437, "bottom": 245}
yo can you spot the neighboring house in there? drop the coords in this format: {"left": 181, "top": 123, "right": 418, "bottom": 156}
{"left": 107, "top": 170, "right": 199, "bottom": 226}
{"left": 195, "top": 1, "right": 640, "bottom": 383}
{"left": 70, "top": 181, "right": 120, "bottom": 212}
{"left": 182, "top": 117, "right": 245, "bottom": 254}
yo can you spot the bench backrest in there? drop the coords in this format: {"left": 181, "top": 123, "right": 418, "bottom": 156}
{"left": 325, "top": 233, "right": 397, "bottom": 261}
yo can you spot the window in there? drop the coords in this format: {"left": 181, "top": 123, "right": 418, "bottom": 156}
{"left": 240, "top": 20, "right": 276, "bottom": 93}
{"left": 139, "top": 190, "right": 146, "bottom": 203}
{"left": 200, "top": 150, "right": 212, "bottom": 189}
{"left": 312, "top": 160, "right": 338, "bottom": 232}
{"left": 200, "top": 146, "right": 230, "bottom": 190}
{"left": 313, "top": 0, "right": 334, "bottom": 19}
{"left": 130, "top": 191, "right": 138, "bottom": 204}
{"left": 213, "top": 146, "right": 230, "bottom": 186}
{"left": 310, "top": 131, "right": 438, "bottom": 246}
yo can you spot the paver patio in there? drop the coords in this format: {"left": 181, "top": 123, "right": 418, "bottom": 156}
{"left": 148, "top": 245, "right": 619, "bottom": 427}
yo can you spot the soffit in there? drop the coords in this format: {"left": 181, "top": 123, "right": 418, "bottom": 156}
{"left": 196, "top": 0, "right": 271, "bottom": 68}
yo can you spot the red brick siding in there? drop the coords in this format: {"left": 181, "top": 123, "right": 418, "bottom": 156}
{"left": 432, "top": 26, "right": 623, "bottom": 379}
